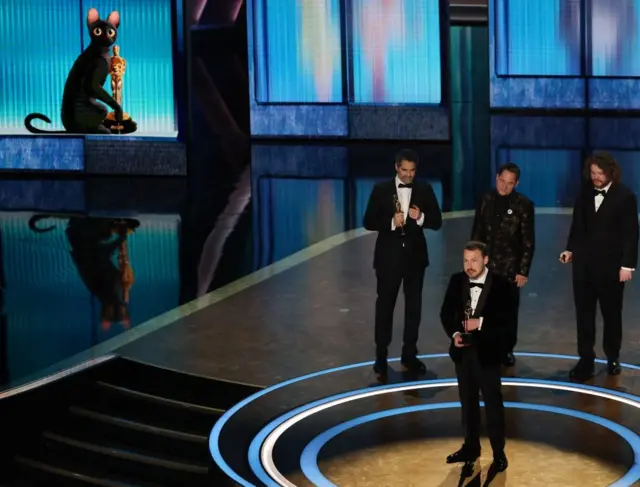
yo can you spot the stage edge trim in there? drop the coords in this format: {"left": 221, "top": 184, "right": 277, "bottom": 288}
{"left": 254, "top": 379, "right": 640, "bottom": 487}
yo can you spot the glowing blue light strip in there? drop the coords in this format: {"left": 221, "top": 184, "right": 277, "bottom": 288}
{"left": 252, "top": 378, "right": 640, "bottom": 487}
{"left": 299, "top": 402, "right": 640, "bottom": 487}
{"left": 208, "top": 352, "right": 640, "bottom": 486}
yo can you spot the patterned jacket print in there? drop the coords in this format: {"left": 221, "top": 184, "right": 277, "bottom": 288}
{"left": 470, "top": 190, "right": 535, "bottom": 278}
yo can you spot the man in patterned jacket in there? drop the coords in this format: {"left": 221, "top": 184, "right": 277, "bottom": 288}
{"left": 470, "top": 162, "right": 535, "bottom": 367}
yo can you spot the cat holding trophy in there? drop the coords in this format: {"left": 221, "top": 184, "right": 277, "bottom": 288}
{"left": 24, "top": 8, "right": 137, "bottom": 135}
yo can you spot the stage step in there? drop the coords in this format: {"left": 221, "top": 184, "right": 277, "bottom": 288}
{"left": 6, "top": 357, "right": 262, "bottom": 486}
{"left": 13, "top": 455, "right": 161, "bottom": 487}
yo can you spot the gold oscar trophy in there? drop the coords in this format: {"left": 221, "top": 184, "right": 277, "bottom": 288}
{"left": 104, "top": 45, "right": 137, "bottom": 134}
{"left": 393, "top": 194, "right": 405, "bottom": 235}
{"left": 461, "top": 297, "right": 473, "bottom": 345}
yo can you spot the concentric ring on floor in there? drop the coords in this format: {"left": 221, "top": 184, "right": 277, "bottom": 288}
{"left": 250, "top": 378, "right": 640, "bottom": 487}
{"left": 299, "top": 402, "right": 640, "bottom": 487}
{"left": 209, "top": 353, "right": 640, "bottom": 487}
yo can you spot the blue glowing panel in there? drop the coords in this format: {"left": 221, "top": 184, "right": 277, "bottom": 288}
{"left": 349, "top": 0, "right": 441, "bottom": 104}
{"left": 495, "top": 0, "right": 581, "bottom": 76}
{"left": 256, "top": 178, "right": 345, "bottom": 268}
{"left": 82, "top": 0, "right": 176, "bottom": 135}
{"left": 0, "top": 0, "right": 81, "bottom": 133}
{"left": 0, "top": 137, "right": 84, "bottom": 171}
{"left": 0, "top": 0, "right": 176, "bottom": 136}
{"left": 489, "top": 0, "right": 585, "bottom": 108}
{"left": 495, "top": 149, "right": 582, "bottom": 207}
{"left": 589, "top": 0, "right": 640, "bottom": 77}
{"left": 253, "top": 0, "right": 343, "bottom": 103}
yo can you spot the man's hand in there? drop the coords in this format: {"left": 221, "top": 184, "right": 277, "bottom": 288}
{"left": 453, "top": 334, "right": 468, "bottom": 348}
{"left": 394, "top": 212, "right": 405, "bottom": 227}
{"left": 515, "top": 274, "right": 528, "bottom": 287}
{"left": 409, "top": 205, "right": 421, "bottom": 220}
{"left": 620, "top": 268, "right": 633, "bottom": 282}
{"left": 559, "top": 251, "right": 573, "bottom": 264}
{"left": 466, "top": 318, "right": 481, "bottom": 331}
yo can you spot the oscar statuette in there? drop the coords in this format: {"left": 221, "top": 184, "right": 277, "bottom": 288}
{"left": 393, "top": 194, "right": 405, "bottom": 235}
{"left": 104, "top": 45, "right": 137, "bottom": 134}
{"left": 460, "top": 297, "right": 473, "bottom": 345}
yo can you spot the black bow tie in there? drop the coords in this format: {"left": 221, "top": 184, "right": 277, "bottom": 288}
{"left": 594, "top": 189, "right": 606, "bottom": 197}
{"left": 470, "top": 282, "right": 484, "bottom": 289}
{"left": 398, "top": 183, "right": 413, "bottom": 188}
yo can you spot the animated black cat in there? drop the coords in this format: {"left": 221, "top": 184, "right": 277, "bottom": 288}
{"left": 24, "top": 8, "right": 124, "bottom": 134}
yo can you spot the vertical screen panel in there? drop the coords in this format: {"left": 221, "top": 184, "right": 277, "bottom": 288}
{"left": 253, "top": 0, "right": 343, "bottom": 103}
{"left": 0, "top": 0, "right": 81, "bottom": 132}
{"left": 495, "top": 0, "right": 581, "bottom": 76}
{"left": 589, "top": 0, "right": 640, "bottom": 77}
{"left": 81, "top": 0, "right": 176, "bottom": 135}
{"left": 350, "top": 0, "right": 442, "bottom": 104}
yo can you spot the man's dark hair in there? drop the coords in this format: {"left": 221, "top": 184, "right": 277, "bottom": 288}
{"left": 395, "top": 149, "right": 419, "bottom": 166}
{"left": 583, "top": 151, "right": 621, "bottom": 184}
{"left": 497, "top": 162, "right": 520, "bottom": 181}
{"left": 464, "top": 240, "right": 487, "bottom": 257}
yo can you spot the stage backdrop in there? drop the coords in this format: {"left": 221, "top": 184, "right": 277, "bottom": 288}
{"left": 490, "top": 0, "right": 640, "bottom": 109}
{"left": 248, "top": 0, "right": 449, "bottom": 139}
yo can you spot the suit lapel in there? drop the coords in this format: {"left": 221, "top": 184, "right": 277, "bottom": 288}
{"left": 473, "top": 272, "right": 493, "bottom": 318}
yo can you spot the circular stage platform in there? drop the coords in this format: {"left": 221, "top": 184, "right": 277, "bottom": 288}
{"left": 210, "top": 353, "right": 640, "bottom": 487}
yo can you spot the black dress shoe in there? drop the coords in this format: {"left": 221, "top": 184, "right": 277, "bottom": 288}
{"left": 373, "top": 358, "right": 388, "bottom": 376}
{"left": 502, "top": 353, "right": 516, "bottom": 367}
{"left": 569, "top": 361, "right": 594, "bottom": 382}
{"left": 446, "top": 447, "right": 480, "bottom": 464}
{"left": 608, "top": 360, "right": 621, "bottom": 375}
{"left": 488, "top": 454, "right": 508, "bottom": 474}
{"left": 401, "top": 356, "right": 426, "bottom": 374}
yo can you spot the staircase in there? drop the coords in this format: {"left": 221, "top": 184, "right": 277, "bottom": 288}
{"left": 2, "top": 358, "right": 261, "bottom": 486}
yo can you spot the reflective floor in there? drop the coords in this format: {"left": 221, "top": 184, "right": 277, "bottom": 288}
{"left": 4, "top": 115, "right": 640, "bottom": 394}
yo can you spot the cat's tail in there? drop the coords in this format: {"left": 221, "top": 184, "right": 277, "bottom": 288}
{"left": 28, "top": 214, "right": 72, "bottom": 233}
{"left": 24, "top": 113, "right": 66, "bottom": 134}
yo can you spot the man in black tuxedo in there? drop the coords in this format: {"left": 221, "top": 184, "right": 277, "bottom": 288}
{"left": 440, "top": 241, "right": 510, "bottom": 476}
{"left": 560, "top": 152, "right": 639, "bottom": 381}
{"left": 363, "top": 149, "right": 442, "bottom": 376}
{"left": 471, "top": 162, "right": 535, "bottom": 367}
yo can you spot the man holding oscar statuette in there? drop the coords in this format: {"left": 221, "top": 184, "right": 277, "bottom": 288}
{"left": 440, "top": 241, "right": 511, "bottom": 477}
{"left": 560, "top": 152, "right": 639, "bottom": 381}
{"left": 363, "top": 149, "right": 442, "bottom": 377}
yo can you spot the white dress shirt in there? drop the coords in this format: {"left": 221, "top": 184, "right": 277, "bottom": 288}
{"left": 594, "top": 182, "right": 634, "bottom": 272}
{"left": 594, "top": 181, "right": 611, "bottom": 212}
{"left": 391, "top": 176, "right": 425, "bottom": 230}
{"left": 453, "top": 266, "right": 488, "bottom": 338}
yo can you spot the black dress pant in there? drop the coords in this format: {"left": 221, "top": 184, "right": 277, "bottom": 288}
{"left": 573, "top": 272, "right": 624, "bottom": 362}
{"left": 374, "top": 255, "right": 425, "bottom": 359}
{"left": 455, "top": 347, "right": 505, "bottom": 457}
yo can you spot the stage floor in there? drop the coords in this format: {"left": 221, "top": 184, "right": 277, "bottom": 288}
{"left": 114, "top": 211, "right": 640, "bottom": 486}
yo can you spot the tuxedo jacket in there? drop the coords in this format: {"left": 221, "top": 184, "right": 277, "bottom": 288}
{"left": 440, "top": 271, "right": 512, "bottom": 367}
{"left": 566, "top": 182, "right": 639, "bottom": 281}
{"left": 470, "top": 190, "right": 535, "bottom": 279}
{"left": 363, "top": 179, "right": 442, "bottom": 272}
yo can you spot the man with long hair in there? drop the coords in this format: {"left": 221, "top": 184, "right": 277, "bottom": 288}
{"left": 560, "top": 152, "right": 639, "bottom": 381}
